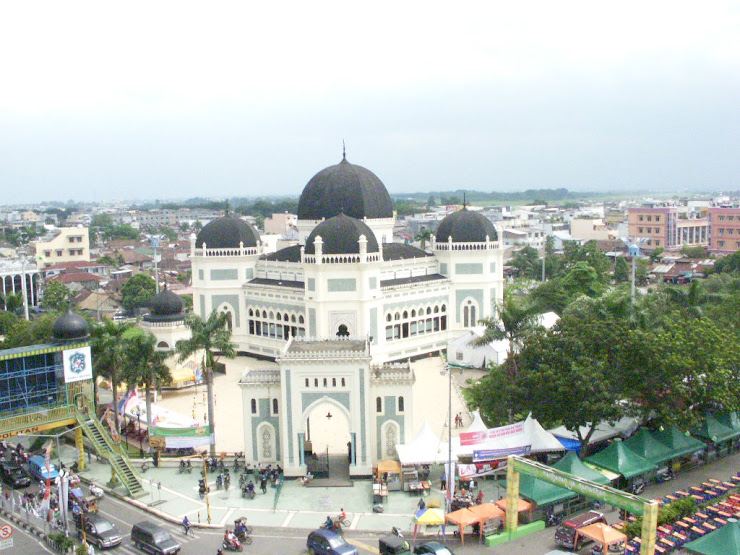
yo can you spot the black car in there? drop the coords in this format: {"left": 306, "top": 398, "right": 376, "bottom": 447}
{"left": 0, "top": 461, "right": 31, "bottom": 488}
{"left": 77, "top": 514, "right": 122, "bottom": 549}
{"left": 414, "top": 541, "right": 455, "bottom": 555}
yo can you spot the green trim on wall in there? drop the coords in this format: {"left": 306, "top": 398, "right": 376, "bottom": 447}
{"left": 210, "top": 269, "right": 238, "bottom": 280}
{"left": 455, "top": 263, "right": 484, "bottom": 274}
{"left": 328, "top": 278, "right": 357, "bottom": 292}
{"left": 212, "top": 294, "right": 240, "bottom": 328}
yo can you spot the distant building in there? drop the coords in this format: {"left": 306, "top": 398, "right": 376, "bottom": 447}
{"left": 264, "top": 212, "right": 297, "bottom": 235}
{"left": 627, "top": 206, "right": 709, "bottom": 251}
{"left": 709, "top": 207, "right": 740, "bottom": 254}
{"left": 570, "top": 218, "right": 613, "bottom": 242}
{"left": 34, "top": 227, "right": 90, "bottom": 268}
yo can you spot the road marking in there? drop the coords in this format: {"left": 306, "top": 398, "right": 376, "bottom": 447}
{"left": 281, "top": 511, "right": 296, "bottom": 527}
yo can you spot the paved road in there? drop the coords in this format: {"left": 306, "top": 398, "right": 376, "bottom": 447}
{"left": 0, "top": 515, "right": 54, "bottom": 554}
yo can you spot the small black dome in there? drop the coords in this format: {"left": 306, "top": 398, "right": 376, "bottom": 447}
{"left": 195, "top": 216, "right": 260, "bottom": 249}
{"left": 52, "top": 307, "right": 90, "bottom": 342}
{"left": 144, "top": 288, "right": 184, "bottom": 322}
{"left": 435, "top": 208, "right": 497, "bottom": 243}
{"left": 297, "top": 156, "right": 393, "bottom": 221}
{"left": 305, "top": 213, "right": 379, "bottom": 255}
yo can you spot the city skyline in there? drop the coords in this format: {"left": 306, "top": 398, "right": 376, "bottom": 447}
{"left": 1, "top": 1, "right": 738, "bottom": 204}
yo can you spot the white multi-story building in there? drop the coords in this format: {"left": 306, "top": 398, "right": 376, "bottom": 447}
{"left": 190, "top": 153, "right": 505, "bottom": 475}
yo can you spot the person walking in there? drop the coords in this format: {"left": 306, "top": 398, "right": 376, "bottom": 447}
{"left": 260, "top": 474, "right": 267, "bottom": 494}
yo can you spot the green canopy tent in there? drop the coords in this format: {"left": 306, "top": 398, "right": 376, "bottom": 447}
{"left": 585, "top": 439, "right": 656, "bottom": 479}
{"left": 651, "top": 426, "right": 706, "bottom": 459}
{"left": 552, "top": 451, "right": 611, "bottom": 485}
{"left": 518, "top": 473, "right": 577, "bottom": 506}
{"left": 685, "top": 520, "right": 740, "bottom": 554}
{"left": 691, "top": 414, "right": 740, "bottom": 444}
{"left": 715, "top": 411, "right": 740, "bottom": 434}
{"left": 623, "top": 428, "right": 675, "bottom": 466}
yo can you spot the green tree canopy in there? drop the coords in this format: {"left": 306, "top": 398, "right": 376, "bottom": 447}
{"left": 121, "top": 274, "right": 156, "bottom": 313}
{"left": 41, "top": 281, "right": 72, "bottom": 312}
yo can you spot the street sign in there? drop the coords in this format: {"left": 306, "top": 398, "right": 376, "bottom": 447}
{"left": 0, "top": 525, "right": 12, "bottom": 539}
{"left": 0, "top": 538, "right": 12, "bottom": 550}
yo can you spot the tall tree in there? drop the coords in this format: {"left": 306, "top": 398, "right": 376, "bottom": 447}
{"left": 414, "top": 227, "right": 433, "bottom": 251}
{"left": 121, "top": 331, "right": 171, "bottom": 431}
{"left": 176, "top": 310, "right": 236, "bottom": 456}
{"left": 41, "top": 281, "right": 72, "bottom": 312}
{"left": 474, "top": 293, "right": 541, "bottom": 377}
{"left": 121, "top": 274, "right": 156, "bottom": 314}
{"left": 90, "top": 320, "right": 134, "bottom": 432}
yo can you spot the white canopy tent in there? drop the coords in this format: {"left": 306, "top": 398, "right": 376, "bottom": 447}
{"left": 395, "top": 421, "right": 447, "bottom": 465}
{"left": 447, "top": 414, "right": 564, "bottom": 460}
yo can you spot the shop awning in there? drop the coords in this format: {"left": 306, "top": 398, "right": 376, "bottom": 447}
{"left": 575, "top": 523, "right": 627, "bottom": 554}
{"left": 444, "top": 508, "right": 481, "bottom": 545}
{"left": 553, "top": 451, "right": 611, "bottom": 485}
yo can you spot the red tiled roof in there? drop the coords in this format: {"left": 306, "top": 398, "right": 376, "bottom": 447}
{"left": 47, "top": 272, "right": 102, "bottom": 283}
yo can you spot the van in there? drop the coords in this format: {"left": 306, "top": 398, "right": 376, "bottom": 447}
{"left": 26, "top": 455, "right": 59, "bottom": 482}
{"left": 131, "top": 521, "right": 181, "bottom": 555}
{"left": 554, "top": 510, "right": 606, "bottom": 550}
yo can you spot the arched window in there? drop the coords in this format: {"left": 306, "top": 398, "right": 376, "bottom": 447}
{"left": 470, "top": 305, "right": 476, "bottom": 326}
{"left": 305, "top": 378, "right": 309, "bottom": 387}
{"left": 386, "top": 314, "right": 392, "bottom": 322}
{"left": 156, "top": 341, "right": 169, "bottom": 349}
{"left": 395, "top": 312, "right": 401, "bottom": 321}
{"left": 323, "top": 378, "right": 327, "bottom": 387}
{"left": 441, "top": 304, "right": 447, "bottom": 312}
{"left": 248, "top": 309, "right": 254, "bottom": 317}
{"left": 299, "top": 315, "right": 305, "bottom": 324}
{"left": 341, "top": 378, "right": 346, "bottom": 387}
{"left": 403, "top": 310, "right": 408, "bottom": 319}
{"left": 398, "top": 396, "right": 405, "bottom": 412}
{"left": 337, "top": 324, "right": 349, "bottom": 337}
{"left": 272, "top": 398, "right": 279, "bottom": 414}
{"left": 262, "top": 310, "right": 267, "bottom": 318}
{"left": 291, "top": 315, "right": 296, "bottom": 323}
{"left": 376, "top": 397, "right": 382, "bottom": 413}
{"left": 250, "top": 399, "right": 257, "bottom": 414}
{"left": 269, "top": 311, "right": 274, "bottom": 320}
{"left": 434, "top": 305, "right": 439, "bottom": 313}
{"left": 283, "top": 313, "right": 289, "bottom": 321}
{"left": 332, "top": 378, "right": 336, "bottom": 387}
{"left": 463, "top": 305, "right": 470, "bottom": 327}
{"left": 314, "top": 378, "right": 318, "bottom": 387}
{"left": 411, "top": 309, "right": 416, "bottom": 317}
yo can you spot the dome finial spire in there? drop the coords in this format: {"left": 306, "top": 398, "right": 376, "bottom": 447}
{"left": 342, "top": 139, "right": 346, "bottom": 160}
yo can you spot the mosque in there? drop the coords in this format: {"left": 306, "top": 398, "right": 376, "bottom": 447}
{"left": 180, "top": 153, "right": 505, "bottom": 477}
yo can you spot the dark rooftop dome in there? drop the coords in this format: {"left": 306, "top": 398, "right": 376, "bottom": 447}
{"left": 144, "top": 287, "right": 184, "bottom": 322}
{"left": 435, "top": 208, "right": 498, "bottom": 243}
{"left": 195, "top": 216, "right": 260, "bottom": 250}
{"left": 305, "top": 213, "right": 379, "bottom": 255}
{"left": 52, "top": 306, "right": 90, "bottom": 342}
{"left": 297, "top": 156, "right": 393, "bottom": 221}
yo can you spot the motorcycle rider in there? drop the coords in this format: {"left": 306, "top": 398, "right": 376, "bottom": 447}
{"left": 324, "top": 515, "right": 334, "bottom": 530}
{"left": 224, "top": 529, "right": 237, "bottom": 548}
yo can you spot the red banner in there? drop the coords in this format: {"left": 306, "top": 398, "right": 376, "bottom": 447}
{"left": 459, "top": 421, "right": 524, "bottom": 446}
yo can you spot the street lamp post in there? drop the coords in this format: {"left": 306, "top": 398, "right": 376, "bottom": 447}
{"left": 18, "top": 249, "right": 30, "bottom": 321}
{"left": 442, "top": 364, "right": 454, "bottom": 512}
{"left": 621, "top": 237, "right": 648, "bottom": 303}
{"left": 147, "top": 235, "right": 163, "bottom": 294}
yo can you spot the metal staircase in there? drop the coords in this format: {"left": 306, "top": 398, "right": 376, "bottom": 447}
{"left": 74, "top": 397, "right": 145, "bottom": 498}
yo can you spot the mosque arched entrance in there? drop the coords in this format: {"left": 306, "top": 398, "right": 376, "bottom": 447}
{"left": 302, "top": 398, "right": 352, "bottom": 483}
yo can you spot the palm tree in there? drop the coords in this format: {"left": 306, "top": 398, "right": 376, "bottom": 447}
{"left": 121, "top": 331, "right": 171, "bottom": 431}
{"left": 176, "top": 310, "right": 236, "bottom": 456}
{"left": 473, "top": 292, "right": 540, "bottom": 377}
{"left": 90, "top": 320, "right": 134, "bottom": 433}
{"left": 414, "top": 227, "right": 434, "bottom": 251}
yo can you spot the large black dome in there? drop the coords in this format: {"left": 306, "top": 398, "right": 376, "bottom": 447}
{"left": 144, "top": 288, "right": 184, "bottom": 322}
{"left": 305, "top": 213, "right": 379, "bottom": 255}
{"left": 435, "top": 208, "right": 498, "bottom": 243}
{"left": 195, "top": 216, "right": 260, "bottom": 249}
{"left": 52, "top": 307, "right": 90, "bottom": 342}
{"left": 297, "top": 156, "right": 393, "bottom": 221}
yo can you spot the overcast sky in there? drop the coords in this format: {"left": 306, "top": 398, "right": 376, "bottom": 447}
{"left": 1, "top": 1, "right": 738, "bottom": 204}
